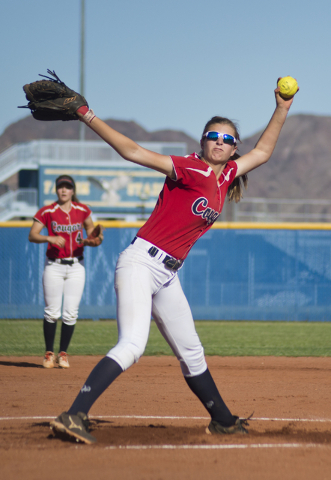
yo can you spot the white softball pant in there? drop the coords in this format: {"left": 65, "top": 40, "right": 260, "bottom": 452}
{"left": 106, "top": 237, "right": 207, "bottom": 377}
{"left": 43, "top": 258, "right": 85, "bottom": 325}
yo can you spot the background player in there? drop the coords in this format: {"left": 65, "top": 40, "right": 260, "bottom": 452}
{"left": 50, "top": 78, "right": 298, "bottom": 443}
{"left": 29, "top": 175, "right": 103, "bottom": 369}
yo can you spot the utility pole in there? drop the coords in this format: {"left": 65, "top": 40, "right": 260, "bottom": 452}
{"left": 79, "top": 0, "right": 85, "bottom": 141}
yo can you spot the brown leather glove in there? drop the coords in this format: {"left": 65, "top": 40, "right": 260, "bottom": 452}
{"left": 83, "top": 225, "right": 104, "bottom": 247}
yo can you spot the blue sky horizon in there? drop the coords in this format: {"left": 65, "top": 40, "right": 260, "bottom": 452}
{"left": 1, "top": 0, "right": 331, "bottom": 142}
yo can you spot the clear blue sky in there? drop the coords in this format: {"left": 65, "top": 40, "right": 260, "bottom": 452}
{"left": 1, "top": 0, "right": 330, "bottom": 143}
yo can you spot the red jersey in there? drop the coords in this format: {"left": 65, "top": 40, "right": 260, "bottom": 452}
{"left": 138, "top": 154, "right": 238, "bottom": 260}
{"left": 34, "top": 201, "right": 91, "bottom": 259}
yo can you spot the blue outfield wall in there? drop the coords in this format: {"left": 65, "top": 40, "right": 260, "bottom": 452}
{"left": 0, "top": 224, "right": 331, "bottom": 321}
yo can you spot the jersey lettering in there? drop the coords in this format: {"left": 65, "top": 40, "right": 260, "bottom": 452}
{"left": 191, "top": 197, "right": 220, "bottom": 225}
{"left": 51, "top": 221, "right": 83, "bottom": 234}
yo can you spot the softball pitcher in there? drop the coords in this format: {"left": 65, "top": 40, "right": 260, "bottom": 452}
{"left": 29, "top": 175, "right": 103, "bottom": 369}
{"left": 48, "top": 78, "right": 298, "bottom": 443}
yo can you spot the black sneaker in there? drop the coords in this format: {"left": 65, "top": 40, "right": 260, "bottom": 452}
{"left": 206, "top": 414, "right": 252, "bottom": 435}
{"left": 50, "top": 411, "right": 96, "bottom": 444}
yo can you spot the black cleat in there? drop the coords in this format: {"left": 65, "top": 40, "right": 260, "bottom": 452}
{"left": 50, "top": 411, "right": 96, "bottom": 444}
{"left": 206, "top": 414, "right": 253, "bottom": 435}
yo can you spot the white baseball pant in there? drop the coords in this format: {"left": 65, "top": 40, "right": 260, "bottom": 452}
{"left": 107, "top": 237, "right": 207, "bottom": 377}
{"left": 43, "top": 258, "right": 85, "bottom": 325}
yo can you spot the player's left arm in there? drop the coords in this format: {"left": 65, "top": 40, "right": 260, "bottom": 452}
{"left": 235, "top": 82, "right": 298, "bottom": 178}
{"left": 78, "top": 113, "right": 176, "bottom": 179}
{"left": 83, "top": 216, "right": 95, "bottom": 236}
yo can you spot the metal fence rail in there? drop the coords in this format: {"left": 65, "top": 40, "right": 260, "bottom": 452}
{"left": 232, "top": 198, "right": 331, "bottom": 223}
{"left": 0, "top": 140, "right": 186, "bottom": 181}
{"left": 0, "top": 188, "right": 38, "bottom": 220}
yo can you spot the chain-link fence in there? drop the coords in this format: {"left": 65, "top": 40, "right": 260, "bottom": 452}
{"left": 1, "top": 225, "right": 331, "bottom": 321}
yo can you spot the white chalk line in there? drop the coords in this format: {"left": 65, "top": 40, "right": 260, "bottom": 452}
{"left": 1, "top": 414, "right": 331, "bottom": 423}
{"left": 102, "top": 443, "right": 331, "bottom": 451}
{"left": 1, "top": 415, "right": 330, "bottom": 451}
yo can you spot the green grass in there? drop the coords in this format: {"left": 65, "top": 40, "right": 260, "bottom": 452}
{"left": 0, "top": 319, "right": 330, "bottom": 357}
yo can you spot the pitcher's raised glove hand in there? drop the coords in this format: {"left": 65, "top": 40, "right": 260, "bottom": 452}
{"left": 18, "top": 69, "right": 88, "bottom": 121}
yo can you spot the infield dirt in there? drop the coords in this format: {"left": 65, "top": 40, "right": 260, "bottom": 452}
{"left": 1, "top": 356, "right": 331, "bottom": 480}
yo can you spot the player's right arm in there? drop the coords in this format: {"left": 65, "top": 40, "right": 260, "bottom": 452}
{"left": 235, "top": 80, "right": 298, "bottom": 178}
{"left": 78, "top": 114, "right": 176, "bottom": 179}
{"left": 28, "top": 220, "right": 66, "bottom": 248}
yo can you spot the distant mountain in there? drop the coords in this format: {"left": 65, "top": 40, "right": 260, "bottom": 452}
{"left": 0, "top": 115, "right": 200, "bottom": 155}
{"left": 1, "top": 113, "right": 331, "bottom": 200}
{"left": 239, "top": 114, "right": 331, "bottom": 200}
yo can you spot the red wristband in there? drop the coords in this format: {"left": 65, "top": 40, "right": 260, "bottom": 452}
{"left": 77, "top": 106, "right": 89, "bottom": 115}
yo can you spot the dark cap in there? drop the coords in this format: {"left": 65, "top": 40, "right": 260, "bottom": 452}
{"left": 55, "top": 175, "right": 75, "bottom": 189}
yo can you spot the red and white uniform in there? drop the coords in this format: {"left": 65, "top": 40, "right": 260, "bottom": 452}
{"left": 34, "top": 201, "right": 91, "bottom": 259}
{"left": 107, "top": 154, "right": 237, "bottom": 376}
{"left": 138, "top": 154, "right": 237, "bottom": 259}
{"left": 34, "top": 202, "right": 91, "bottom": 326}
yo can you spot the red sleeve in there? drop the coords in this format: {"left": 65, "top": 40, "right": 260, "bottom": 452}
{"left": 34, "top": 205, "right": 51, "bottom": 227}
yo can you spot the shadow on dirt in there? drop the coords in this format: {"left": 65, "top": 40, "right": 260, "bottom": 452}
{"left": 0, "top": 360, "right": 43, "bottom": 368}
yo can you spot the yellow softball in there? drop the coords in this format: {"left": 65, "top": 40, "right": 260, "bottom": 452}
{"left": 277, "top": 76, "right": 298, "bottom": 99}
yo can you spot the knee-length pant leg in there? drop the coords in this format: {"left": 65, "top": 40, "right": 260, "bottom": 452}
{"left": 61, "top": 261, "right": 85, "bottom": 325}
{"left": 152, "top": 275, "right": 207, "bottom": 377}
{"left": 106, "top": 250, "right": 156, "bottom": 371}
{"left": 43, "top": 261, "right": 66, "bottom": 323}
{"left": 43, "top": 260, "right": 85, "bottom": 325}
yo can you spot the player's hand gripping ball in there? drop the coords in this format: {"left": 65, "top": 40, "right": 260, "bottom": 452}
{"left": 277, "top": 76, "right": 298, "bottom": 99}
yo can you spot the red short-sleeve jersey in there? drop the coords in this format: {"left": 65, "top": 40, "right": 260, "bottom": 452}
{"left": 137, "top": 153, "right": 238, "bottom": 260}
{"left": 34, "top": 201, "right": 92, "bottom": 259}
